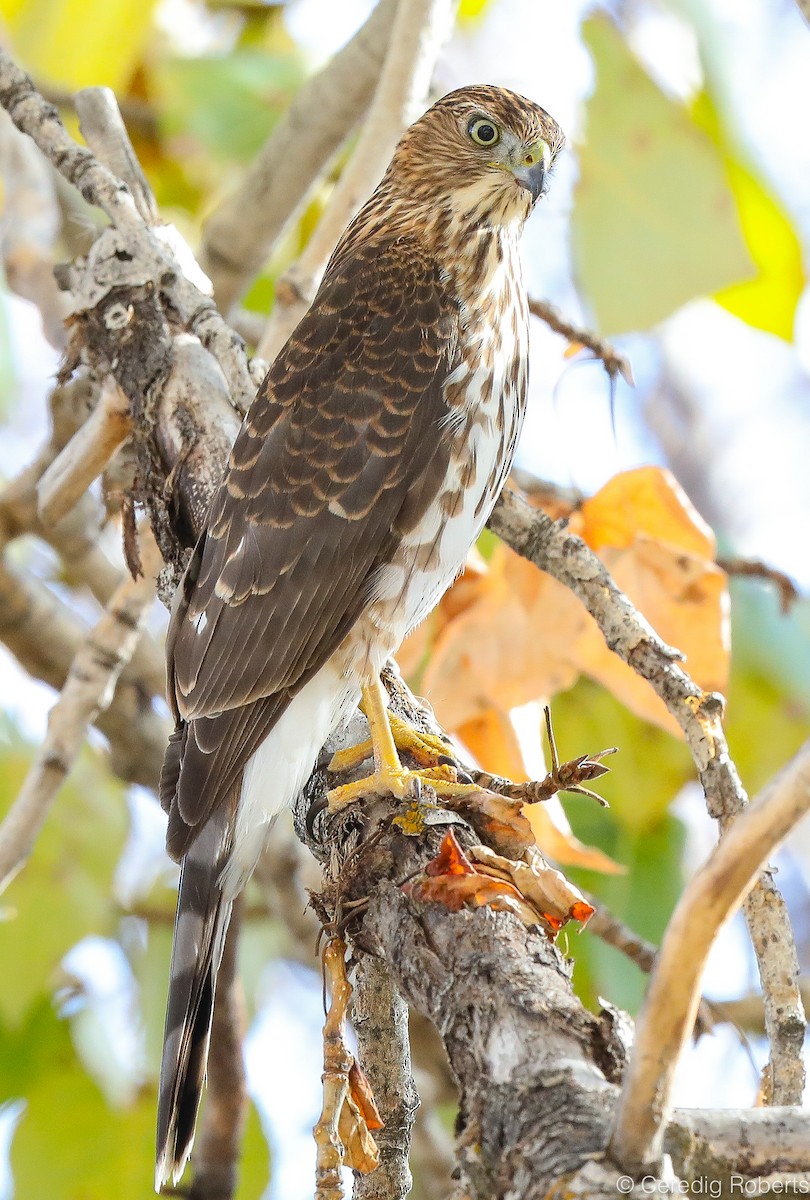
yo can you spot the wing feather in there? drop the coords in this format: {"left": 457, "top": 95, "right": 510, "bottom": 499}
{"left": 164, "top": 237, "right": 460, "bottom": 838}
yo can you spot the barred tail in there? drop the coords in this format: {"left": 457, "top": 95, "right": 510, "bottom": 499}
{"left": 155, "top": 810, "right": 232, "bottom": 1192}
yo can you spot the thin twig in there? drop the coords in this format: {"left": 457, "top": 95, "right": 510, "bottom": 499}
{"left": 37, "top": 377, "right": 132, "bottom": 526}
{"left": 0, "top": 527, "right": 161, "bottom": 891}
{"left": 708, "top": 979, "right": 810, "bottom": 1035}
{"left": 528, "top": 297, "right": 634, "bottom": 385}
{"left": 74, "top": 85, "right": 158, "bottom": 224}
{"left": 258, "top": 0, "right": 457, "bottom": 361}
{"left": 488, "top": 487, "right": 807, "bottom": 1108}
{"left": 609, "top": 740, "right": 810, "bottom": 1175}
{"left": 199, "top": 0, "right": 402, "bottom": 311}
{"left": 717, "top": 554, "right": 800, "bottom": 615}
{"left": 0, "top": 50, "right": 255, "bottom": 414}
{"left": 586, "top": 901, "right": 656, "bottom": 974}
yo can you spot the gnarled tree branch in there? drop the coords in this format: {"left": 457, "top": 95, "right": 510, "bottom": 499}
{"left": 487, "top": 486, "right": 807, "bottom": 1110}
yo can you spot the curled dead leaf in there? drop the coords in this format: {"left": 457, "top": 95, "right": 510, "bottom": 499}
{"left": 408, "top": 831, "right": 594, "bottom": 937}
{"left": 339, "top": 1084, "right": 381, "bottom": 1173}
{"left": 469, "top": 843, "right": 595, "bottom": 929}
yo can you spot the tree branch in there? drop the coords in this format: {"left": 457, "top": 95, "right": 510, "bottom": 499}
{"left": 352, "top": 958, "right": 419, "bottom": 1200}
{"left": 258, "top": 0, "right": 457, "bottom": 361}
{"left": 198, "top": 0, "right": 402, "bottom": 311}
{"left": 0, "top": 527, "right": 161, "bottom": 890}
{"left": 0, "top": 49, "right": 256, "bottom": 415}
{"left": 528, "top": 297, "right": 634, "bottom": 385}
{"left": 487, "top": 486, "right": 807, "bottom": 1107}
{"left": 667, "top": 1108, "right": 810, "bottom": 1178}
{"left": 609, "top": 739, "right": 810, "bottom": 1175}
{"left": 0, "top": 551, "right": 168, "bottom": 787}
{"left": 37, "top": 378, "right": 132, "bottom": 526}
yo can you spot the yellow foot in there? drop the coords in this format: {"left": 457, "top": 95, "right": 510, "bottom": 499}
{"left": 328, "top": 712, "right": 455, "bottom": 775}
{"left": 327, "top": 763, "right": 479, "bottom": 813}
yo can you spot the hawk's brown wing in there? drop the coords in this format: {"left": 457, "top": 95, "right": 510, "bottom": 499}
{"left": 164, "top": 238, "right": 460, "bottom": 844}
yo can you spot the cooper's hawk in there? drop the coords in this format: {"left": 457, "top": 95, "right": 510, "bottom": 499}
{"left": 156, "top": 83, "right": 563, "bottom": 1189}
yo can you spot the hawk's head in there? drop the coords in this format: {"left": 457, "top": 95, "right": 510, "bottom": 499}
{"left": 388, "top": 84, "right": 565, "bottom": 227}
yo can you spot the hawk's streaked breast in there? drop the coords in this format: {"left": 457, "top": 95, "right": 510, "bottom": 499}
{"left": 361, "top": 225, "right": 528, "bottom": 655}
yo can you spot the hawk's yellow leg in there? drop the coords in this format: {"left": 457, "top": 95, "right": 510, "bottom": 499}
{"left": 329, "top": 704, "right": 454, "bottom": 775}
{"left": 326, "top": 675, "right": 477, "bottom": 811}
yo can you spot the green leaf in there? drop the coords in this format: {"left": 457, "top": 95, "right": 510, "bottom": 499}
{"left": 2, "top": 998, "right": 270, "bottom": 1198}
{"left": 568, "top": 809, "right": 685, "bottom": 1015}
{"left": 550, "top": 678, "right": 693, "bottom": 835}
{"left": 0, "top": 736, "right": 128, "bottom": 1025}
{"left": 725, "top": 587, "right": 810, "bottom": 798}
{"left": 572, "top": 16, "right": 754, "bottom": 335}
{"left": 152, "top": 49, "right": 304, "bottom": 167}
{"left": 1, "top": 999, "right": 155, "bottom": 1199}
{"left": 690, "top": 94, "right": 804, "bottom": 341}
{"left": 238, "top": 1097, "right": 272, "bottom": 1199}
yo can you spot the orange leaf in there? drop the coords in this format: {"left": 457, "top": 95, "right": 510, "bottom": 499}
{"left": 455, "top": 707, "right": 529, "bottom": 781}
{"left": 424, "top": 829, "right": 477, "bottom": 877}
{"left": 348, "top": 1062, "right": 383, "bottom": 1132}
{"left": 571, "top": 900, "right": 595, "bottom": 924}
{"left": 579, "top": 465, "right": 715, "bottom": 557}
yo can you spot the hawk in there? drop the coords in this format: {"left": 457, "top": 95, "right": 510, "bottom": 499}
{"left": 156, "top": 83, "right": 563, "bottom": 1189}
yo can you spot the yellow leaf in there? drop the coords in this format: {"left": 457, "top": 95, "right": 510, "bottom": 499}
{"left": 458, "top": 0, "right": 493, "bottom": 23}
{"left": 692, "top": 92, "right": 804, "bottom": 343}
{"left": 2, "top": 0, "right": 158, "bottom": 92}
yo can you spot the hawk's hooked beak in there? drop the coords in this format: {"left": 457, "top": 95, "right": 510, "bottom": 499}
{"left": 512, "top": 140, "right": 551, "bottom": 203}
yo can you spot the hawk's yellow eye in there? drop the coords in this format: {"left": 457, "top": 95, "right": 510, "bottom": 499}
{"left": 468, "top": 118, "right": 500, "bottom": 147}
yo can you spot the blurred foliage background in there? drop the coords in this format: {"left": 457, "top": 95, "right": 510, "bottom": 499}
{"left": 0, "top": 0, "right": 809, "bottom": 1196}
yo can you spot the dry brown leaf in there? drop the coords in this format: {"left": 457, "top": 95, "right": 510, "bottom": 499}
{"left": 451, "top": 708, "right": 624, "bottom": 872}
{"left": 451, "top": 786, "right": 537, "bottom": 861}
{"left": 407, "top": 831, "right": 596, "bottom": 936}
{"left": 339, "top": 1086, "right": 381, "bottom": 1173}
{"left": 468, "top": 843, "right": 595, "bottom": 929}
{"left": 408, "top": 829, "right": 561, "bottom": 930}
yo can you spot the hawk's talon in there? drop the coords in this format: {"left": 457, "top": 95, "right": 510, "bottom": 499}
{"left": 326, "top": 765, "right": 481, "bottom": 812}
{"left": 328, "top": 709, "right": 456, "bottom": 776}
{"left": 306, "top": 793, "right": 329, "bottom": 838}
